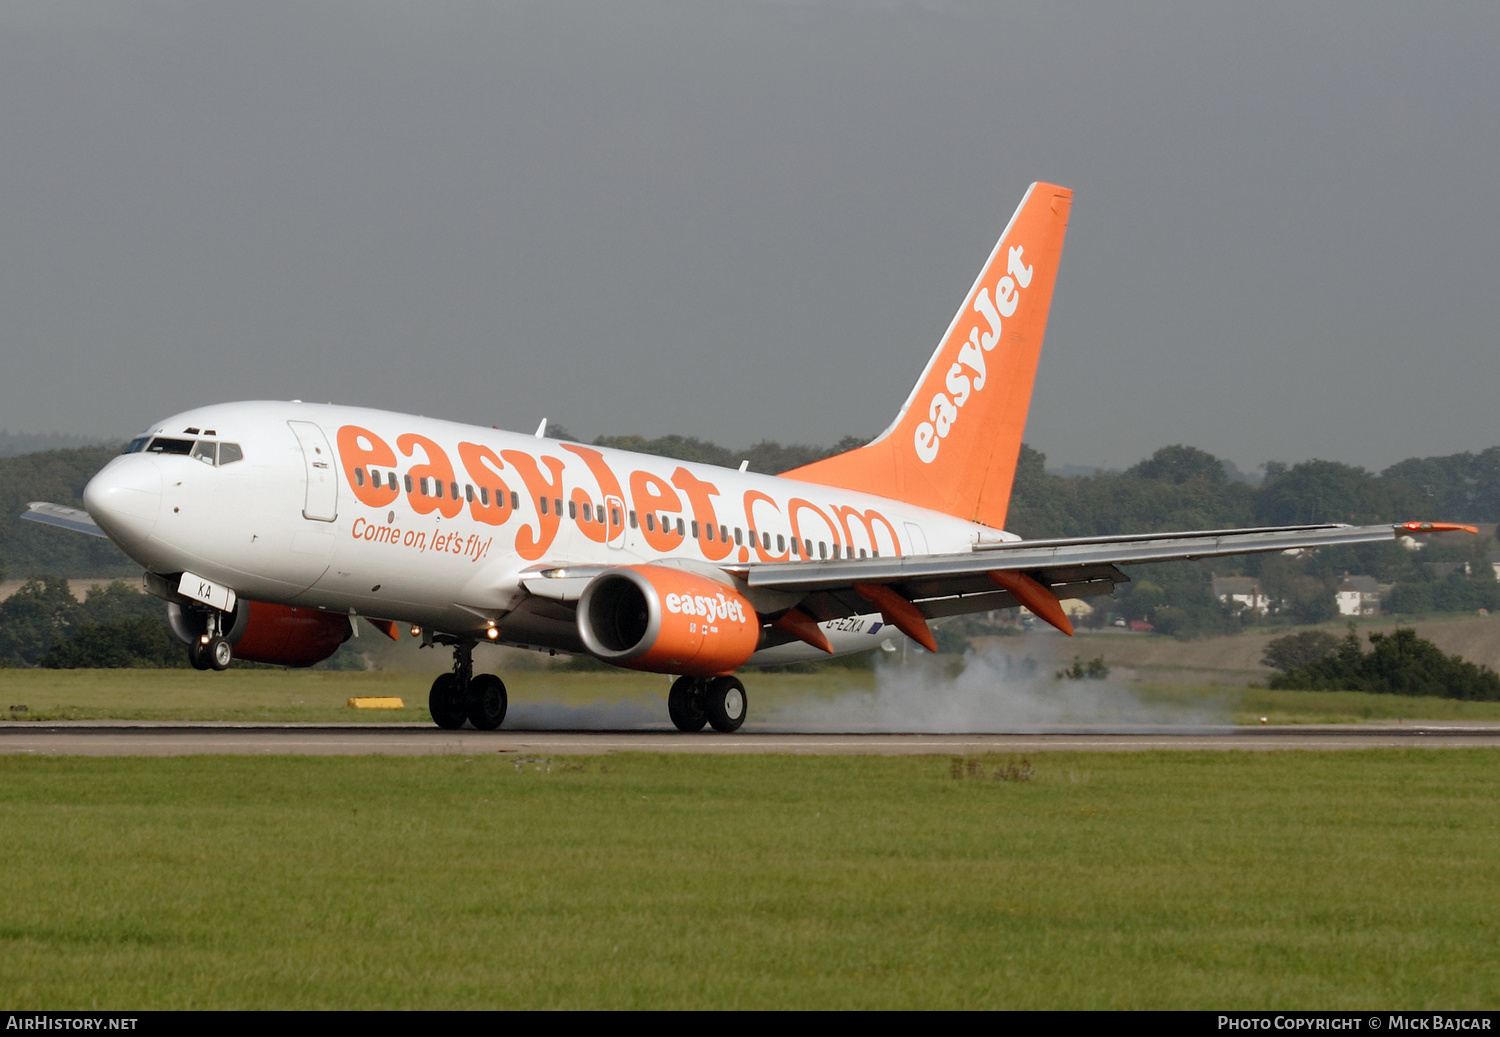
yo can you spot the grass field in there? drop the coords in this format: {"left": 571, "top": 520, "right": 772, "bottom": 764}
{"left": 5, "top": 666, "right": 1500, "bottom": 726}
{"left": 0, "top": 751, "right": 1497, "bottom": 1009}
{"left": 0, "top": 668, "right": 876, "bottom": 724}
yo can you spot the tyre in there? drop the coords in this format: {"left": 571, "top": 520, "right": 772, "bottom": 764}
{"left": 428, "top": 672, "right": 467, "bottom": 730}
{"left": 668, "top": 676, "right": 708, "bottom": 732}
{"left": 188, "top": 641, "right": 212, "bottom": 670}
{"left": 207, "top": 636, "right": 233, "bottom": 671}
{"left": 704, "top": 675, "right": 747, "bottom": 734}
{"left": 466, "top": 673, "right": 508, "bottom": 731}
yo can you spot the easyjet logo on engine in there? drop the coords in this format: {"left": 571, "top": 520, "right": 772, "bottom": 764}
{"left": 913, "top": 244, "right": 1033, "bottom": 465}
{"left": 665, "top": 592, "right": 747, "bottom": 625}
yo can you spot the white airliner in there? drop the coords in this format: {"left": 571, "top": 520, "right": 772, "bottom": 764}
{"left": 24, "top": 182, "right": 1465, "bottom": 732}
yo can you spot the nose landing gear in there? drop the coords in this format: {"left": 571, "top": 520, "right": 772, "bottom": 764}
{"left": 427, "top": 639, "right": 508, "bottom": 731}
{"left": 184, "top": 608, "right": 234, "bottom": 671}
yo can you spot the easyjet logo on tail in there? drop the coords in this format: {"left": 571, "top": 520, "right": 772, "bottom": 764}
{"left": 914, "top": 245, "right": 1033, "bottom": 464}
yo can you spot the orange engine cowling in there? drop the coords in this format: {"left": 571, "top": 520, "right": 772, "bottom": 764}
{"left": 230, "top": 600, "right": 352, "bottom": 667}
{"left": 577, "top": 565, "right": 760, "bottom": 676}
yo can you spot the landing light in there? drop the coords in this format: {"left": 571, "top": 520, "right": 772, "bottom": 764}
{"left": 487, "top": 628, "right": 499, "bottom": 640}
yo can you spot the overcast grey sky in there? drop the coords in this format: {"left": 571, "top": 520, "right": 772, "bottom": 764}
{"left": 1, "top": 1, "right": 1496, "bottom": 474}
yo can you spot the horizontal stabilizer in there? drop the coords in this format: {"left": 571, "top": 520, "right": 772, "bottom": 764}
{"left": 21, "top": 502, "right": 107, "bottom": 538}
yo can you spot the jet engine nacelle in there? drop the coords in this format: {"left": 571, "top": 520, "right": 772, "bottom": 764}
{"left": 168, "top": 599, "right": 352, "bottom": 668}
{"left": 577, "top": 564, "right": 760, "bottom": 676}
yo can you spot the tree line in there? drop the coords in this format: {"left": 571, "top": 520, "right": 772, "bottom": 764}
{"left": 3, "top": 436, "right": 1498, "bottom": 648}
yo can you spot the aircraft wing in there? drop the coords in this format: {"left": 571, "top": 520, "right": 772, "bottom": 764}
{"left": 19, "top": 502, "right": 108, "bottom": 538}
{"left": 742, "top": 522, "right": 1419, "bottom": 630}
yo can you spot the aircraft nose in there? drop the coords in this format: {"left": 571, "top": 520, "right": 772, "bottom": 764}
{"left": 83, "top": 455, "right": 162, "bottom": 548}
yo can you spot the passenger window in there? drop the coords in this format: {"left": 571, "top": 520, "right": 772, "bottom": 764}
{"left": 819, "top": 542, "right": 827, "bottom": 559}
{"left": 645, "top": 513, "right": 655, "bottom": 532}
{"left": 762, "top": 531, "right": 770, "bottom": 551}
{"left": 554, "top": 498, "right": 563, "bottom": 516}
{"left": 466, "top": 485, "right": 475, "bottom": 503}
{"left": 804, "top": 539, "right": 812, "bottom": 558}
{"left": 776, "top": 534, "right": 785, "bottom": 553}
{"left": 860, "top": 548, "right": 867, "bottom": 559}
{"left": 677, "top": 518, "right": 685, "bottom": 536}
{"left": 539, "top": 497, "right": 549, "bottom": 515}
{"left": 433, "top": 481, "right": 443, "bottom": 500}
{"left": 720, "top": 525, "right": 728, "bottom": 543}
{"left": 191, "top": 441, "right": 216, "bottom": 465}
{"left": 705, "top": 524, "right": 714, "bottom": 542}
{"left": 569, "top": 501, "right": 578, "bottom": 520}
{"left": 354, "top": 467, "right": 366, "bottom": 487}
{"left": 219, "top": 443, "right": 244, "bottom": 465}
{"left": 511, "top": 491, "right": 520, "bottom": 510}
{"left": 629, "top": 510, "right": 638, "bottom": 529}
{"left": 691, "top": 521, "right": 700, "bottom": 539}
{"left": 597, "top": 505, "right": 605, "bottom": 525}
{"left": 404, "top": 475, "right": 413, "bottom": 493}
{"left": 478, "top": 487, "right": 487, "bottom": 505}
{"left": 612, "top": 507, "right": 621, "bottom": 527}
{"left": 735, "top": 528, "right": 743, "bottom": 546}
{"left": 791, "top": 539, "right": 800, "bottom": 557}
{"left": 833, "top": 544, "right": 840, "bottom": 560}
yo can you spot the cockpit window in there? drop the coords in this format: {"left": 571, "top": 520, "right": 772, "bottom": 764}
{"left": 124, "top": 437, "right": 150, "bottom": 454}
{"left": 142, "top": 437, "right": 243, "bottom": 465}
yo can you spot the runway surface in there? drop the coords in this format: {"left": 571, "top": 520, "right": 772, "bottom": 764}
{"left": 4, "top": 721, "right": 1500, "bottom": 755}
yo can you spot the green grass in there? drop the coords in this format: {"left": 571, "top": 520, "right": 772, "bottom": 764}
{"left": 7, "top": 667, "right": 1500, "bottom": 726}
{"left": 0, "top": 667, "right": 876, "bottom": 723}
{"left": 1132, "top": 682, "right": 1500, "bottom": 725}
{"left": 0, "top": 751, "right": 1496, "bottom": 1008}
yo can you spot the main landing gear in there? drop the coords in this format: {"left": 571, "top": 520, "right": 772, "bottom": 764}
{"left": 668, "top": 675, "right": 747, "bottom": 734}
{"left": 428, "top": 639, "right": 509, "bottom": 731}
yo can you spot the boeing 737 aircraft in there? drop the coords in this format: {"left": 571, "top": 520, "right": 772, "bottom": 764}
{"left": 23, "top": 182, "right": 1468, "bottom": 732}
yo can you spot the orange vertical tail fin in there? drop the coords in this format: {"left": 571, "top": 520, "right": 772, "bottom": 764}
{"left": 782, "top": 182, "right": 1072, "bottom": 530}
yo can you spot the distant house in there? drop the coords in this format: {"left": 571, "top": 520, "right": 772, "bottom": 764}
{"left": 1336, "top": 575, "right": 1381, "bottom": 616}
{"left": 1211, "top": 576, "right": 1270, "bottom": 615}
{"left": 1488, "top": 551, "right": 1500, "bottom": 581}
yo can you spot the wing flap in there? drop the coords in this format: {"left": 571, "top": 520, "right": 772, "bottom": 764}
{"left": 746, "top": 523, "right": 1395, "bottom": 593}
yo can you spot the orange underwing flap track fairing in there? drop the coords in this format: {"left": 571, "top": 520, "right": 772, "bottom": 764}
{"left": 20, "top": 181, "right": 1476, "bottom": 732}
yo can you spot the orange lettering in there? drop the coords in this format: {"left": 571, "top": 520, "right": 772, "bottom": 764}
{"left": 457, "top": 441, "right": 514, "bottom": 527}
{"left": 563, "top": 444, "right": 626, "bottom": 545}
{"left": 672, "top": 467, "right": 731, "bottom": 561}
{"left": 501, "top": 450, "right": 567, "bottom": 560}
{"left": 789, "top": 498, "right": 840, "bottom": 558}
{"left": 630, "top": 470, "right": 684, "bottom": 553}
{"left": 397, "top": 434, "right": 463, "bottom": 519}
{"left": 831, "top": 505, "right": 900, "bottom": 557}
{"left": 337, "top": 426, "right": 399, "bottom": 509}
{"left": 744, "top": 490, "right": 789, "bottom": 561}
